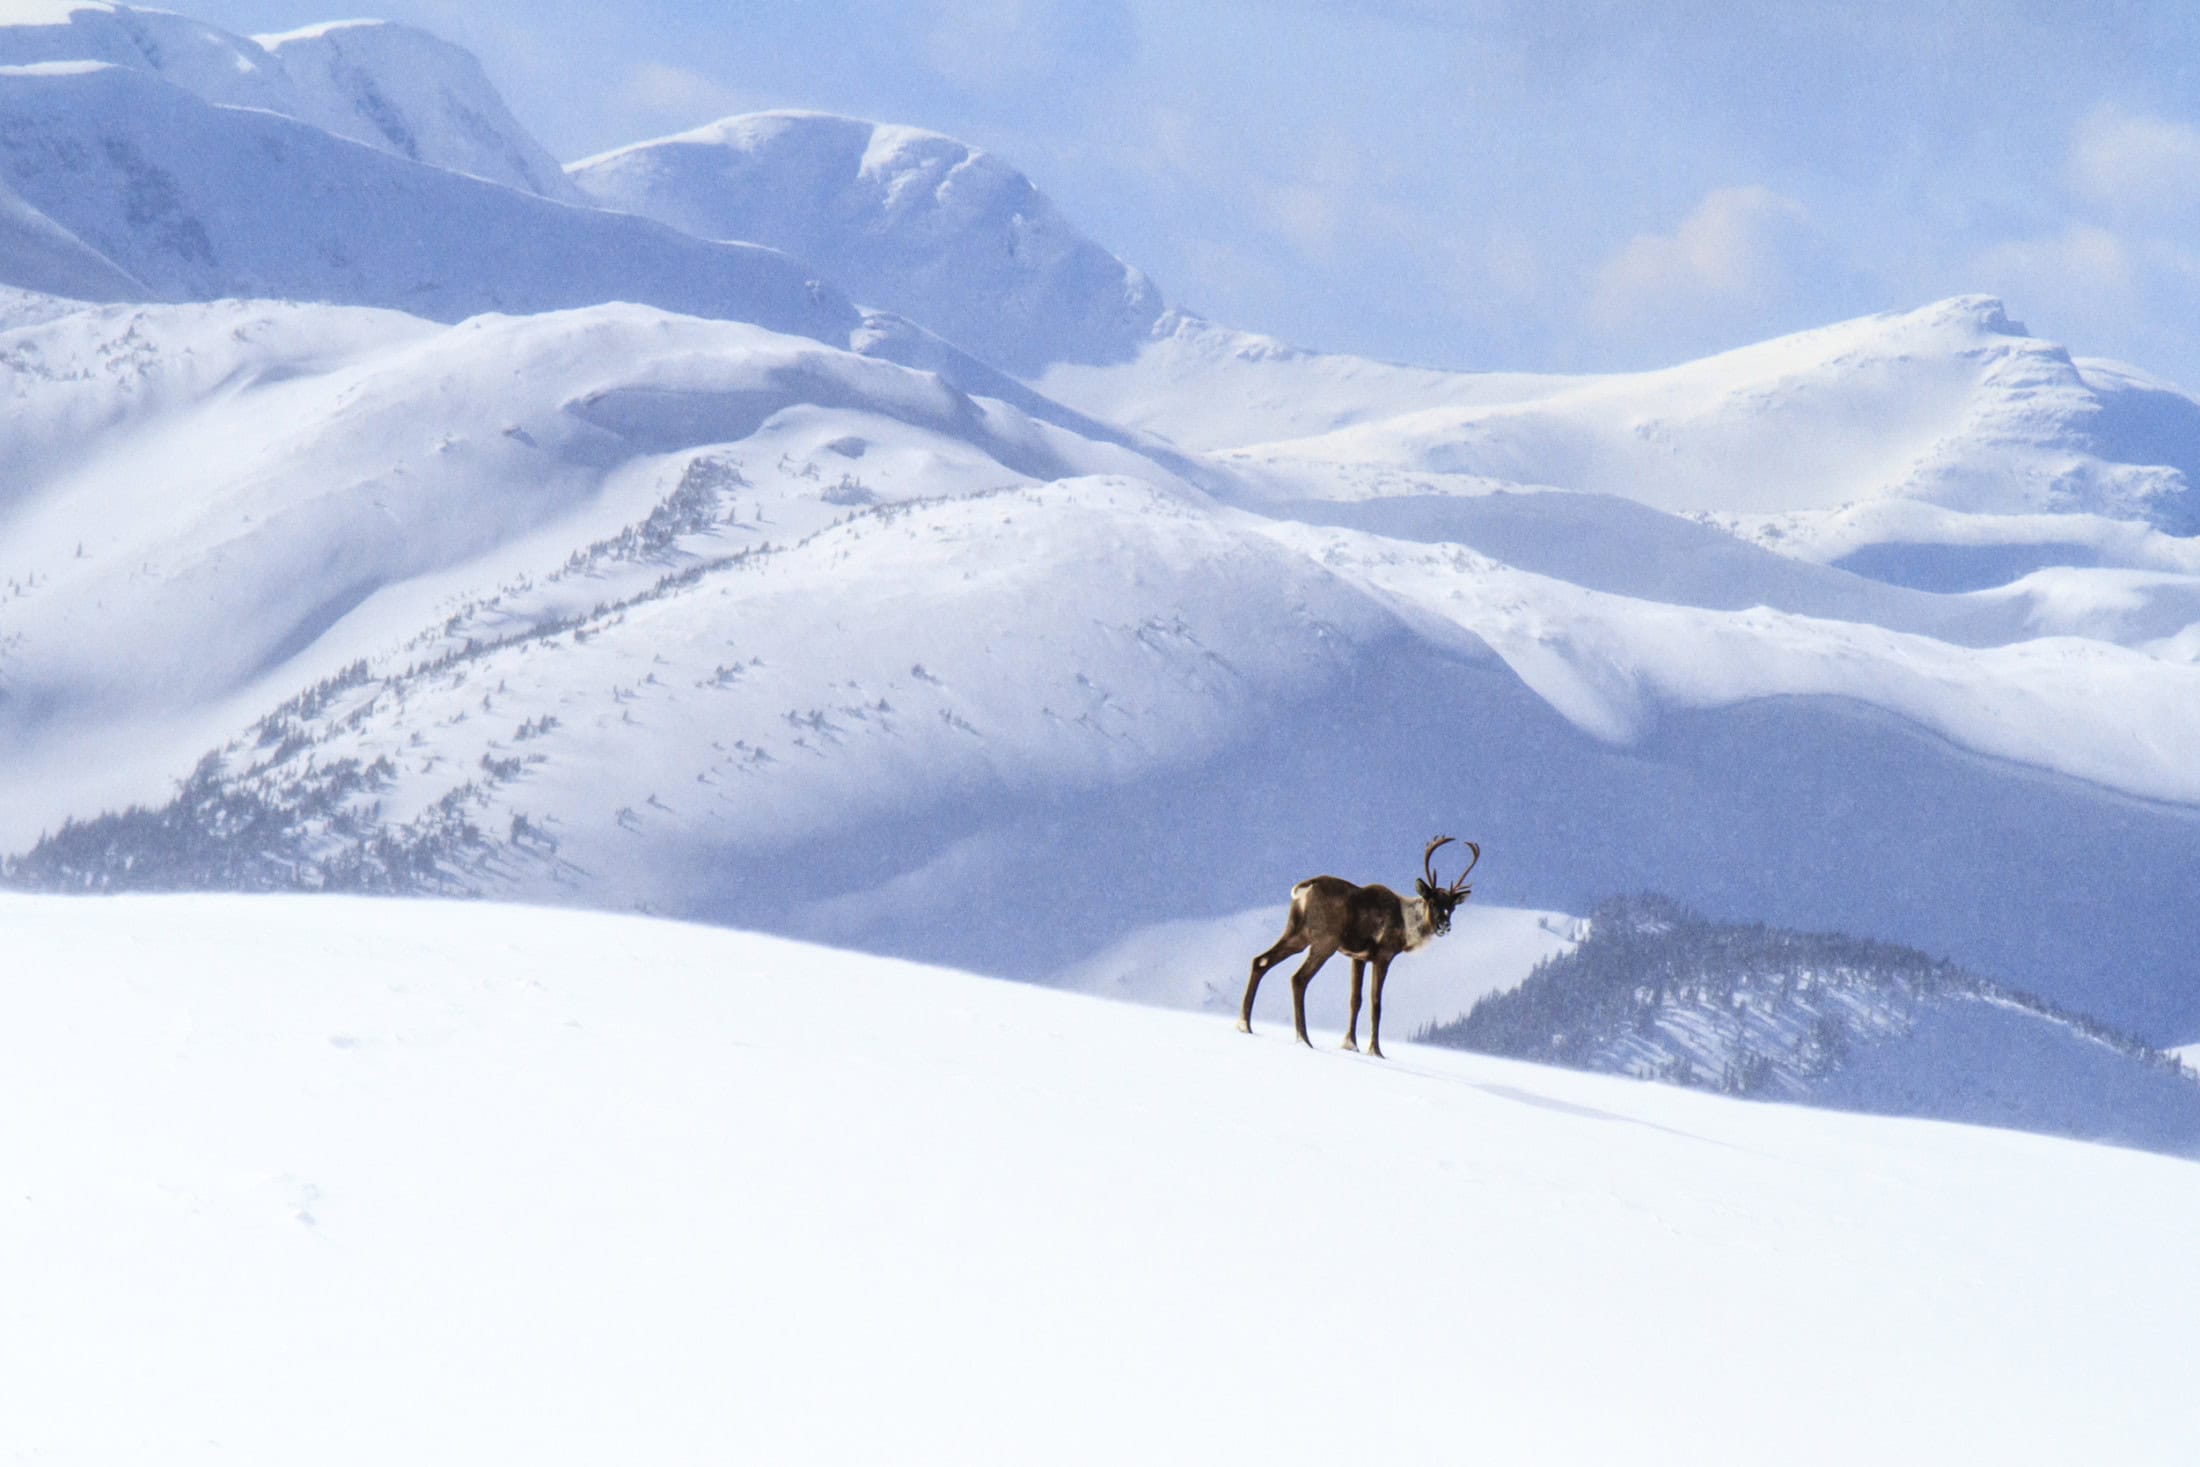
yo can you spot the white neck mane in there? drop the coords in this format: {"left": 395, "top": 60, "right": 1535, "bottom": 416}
{"left": 1402, "top": 898, "right": 1435, "bottom": 951}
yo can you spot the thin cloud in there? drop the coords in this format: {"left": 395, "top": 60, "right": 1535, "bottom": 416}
{"left": 2067, "top": 105, "right": 2200, "bottom": 224}
{"left": 914, "top": 0, "right": 1135, "bottom": 93}
{"left": 1587, "top": 186, "right": 1823, "bottom": 356}
{"left": 609, "top": 61, "right": 755, "bottom": 136}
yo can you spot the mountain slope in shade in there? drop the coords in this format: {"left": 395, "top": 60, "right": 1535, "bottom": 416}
{"left": 0, "top": 2, "right": 573, "bottom": 197}
{"left": 253, "top": 20, "right": 583, "bottom": 202}
{"left": 6, "top": 892, "right": 2198, "bottom": 1466}
{"left": 0, "top": 61, "right": 858, "bottom": 334}
{"left": 0, "top": 173, "right": 141, "bottom": 301}
{"left": 571, "top": 110, "right": 1165, "bottom": 375}
{"left": 1423, "top": 895, "right": 2200, "bottom": 1159}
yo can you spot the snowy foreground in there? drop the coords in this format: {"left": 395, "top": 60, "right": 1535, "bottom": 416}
{"left": 7, "top": 895, "right": 2198, "bottom": 1465}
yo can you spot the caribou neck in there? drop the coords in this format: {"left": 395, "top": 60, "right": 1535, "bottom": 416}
{"left": 1402, "top": 896, "right": 1436, "bottom": 951}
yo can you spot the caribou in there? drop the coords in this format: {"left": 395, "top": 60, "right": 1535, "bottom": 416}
{"left": 1237, "top": 835, "right": 1480, "bottom": 1058}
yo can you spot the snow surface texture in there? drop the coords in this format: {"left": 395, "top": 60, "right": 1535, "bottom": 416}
{"left": 4, "top": 893, "right": 2197, "bottom": 1466}
{"left": 1, "top": 6, "right": 2197, "bottom": 1060}
{"left": 571, "top": 111, "right": 1165, "bottom": 375}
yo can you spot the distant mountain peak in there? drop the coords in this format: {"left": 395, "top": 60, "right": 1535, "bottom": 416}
{"left": 252, "top": 17, "right": 581, "bottom": 201}
{"left": 0, "top": 60, "right": 859, "bottom": 333}
{"left": 0, "top": 3, "right": 575, "bottom": 199}
{"left": 570, "top": 108, "right": 1164, "bottom": 376}
{"left": 1, "top": 2, "right": 120, "bottom": 20}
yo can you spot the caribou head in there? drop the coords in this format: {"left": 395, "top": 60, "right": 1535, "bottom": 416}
{"left": 1412, "top": 835, "right": 1480, "bottom": 937}
{"left": 1237, "top": 834, "right": 1482, "bottom": 1058}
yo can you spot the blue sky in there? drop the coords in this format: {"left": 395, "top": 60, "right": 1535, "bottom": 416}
{"left": 191, "top": 1, "right": 2200, "bottom": 385}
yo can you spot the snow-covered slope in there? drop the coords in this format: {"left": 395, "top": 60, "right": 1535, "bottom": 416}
{"left": 0, "top": 297, "right": 1179, "bottom": 835}
{"left": 6, "top": 893, "right": 2197, "bottom": 1466}
{"left": 0, "top": 2, "right": 293, "bottom": 110}
{"left": 1262, "top": 513, "right": 2200, "bottom": 801}
{"left": 1208, "top": 297, "right": 2199, "bottom": 534}
{"left": 1426, "top": 896, "right": 2200, "bottom": 1159}
{"left": 0, "top": 171, "right": 141, "bottom": 301}
{"left": 253, "top": 19, "right": 583, "bottom": 201}
{"left": 571, "top": 111, "right": 1165, "bottom": 374}
{"left": 0, "top": 2, "right": 574, "bottom": 198}
{"left": 0, "top": 61, "right": 856, "bottom": 330}
{"left": 1036, "top": 307, "right": 1575, "bottom": 448}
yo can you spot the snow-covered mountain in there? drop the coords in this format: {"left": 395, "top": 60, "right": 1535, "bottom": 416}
{"left": 2, "top": 5, "right": 2197, "bottom": 1067}
{"left": 251, "top": 19, "right": 583, "bottom": 201}
{"left": 1062, "top": 295, "right": 2200, "bottom": 536}
{"left": 0, "top": 60, "right": 859, "bottom": 330}
{"left": 571, "top": 110, "right": 1164, "bottom": 374}
{"left": 0, "top": 2, "right": 575, "bottom": 198}
{"left": 8, "top": 893, "right": 2198, "bottom": 1465}
{"left": 1423, "top": 895, "right": 2200, "bottom": 1160}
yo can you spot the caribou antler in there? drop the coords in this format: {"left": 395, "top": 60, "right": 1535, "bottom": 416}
{"left": 1423, "top": 835, "right": 1479, "bottom": 893}
{"left": 1447, "top": 840, "right": 1481, "bottom": 895}
{"left": 1422, "top": 835, "right": 1456, "bottom": 886}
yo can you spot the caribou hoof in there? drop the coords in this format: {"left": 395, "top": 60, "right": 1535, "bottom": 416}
{"left": 1235, "top": 1018, "right": 1252, "bottom": 1034}
{"left": 1368, "top": 1046, "right": 1386, "bottom": 1060}
{"left": 1340, "top": 1037, "right": 1359, "bottom": 1053}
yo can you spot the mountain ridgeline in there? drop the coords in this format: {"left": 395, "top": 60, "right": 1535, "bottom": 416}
{"left": 1421, "top": 896, "right": 2200, "bottom": 1158}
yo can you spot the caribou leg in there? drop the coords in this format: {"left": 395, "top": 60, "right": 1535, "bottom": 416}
{"left": 1238, "top": 929, "right": 1308, "bottom": 1033}
{"left": 1367, "top": 955, "right": 1394, "bottom": 1059}
{"left": 1288, "top": 947, "right": 1335, "bottom": 1048}
{"left": 1342, "top": 957, "right": 1367, "bottom": 1051}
